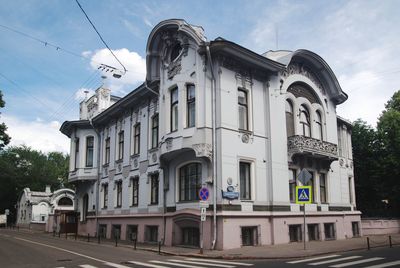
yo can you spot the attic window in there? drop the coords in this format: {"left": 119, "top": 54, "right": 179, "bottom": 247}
{"left": 170, "top": 43, "right": 182, "bottom": 62}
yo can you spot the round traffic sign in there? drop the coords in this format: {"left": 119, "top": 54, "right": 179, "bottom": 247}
{"left": 199, "top": 187, "right": 209, "bottom": 201}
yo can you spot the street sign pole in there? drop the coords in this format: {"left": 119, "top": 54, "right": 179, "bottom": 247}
{"left": 303, "top": 204, "right": 306, "bottom": 250}
{"left": 198, "top": 187, "right": 209, "bottom": 255}
{"left": 200, "top": 218, "right": 204, "bottom": 254}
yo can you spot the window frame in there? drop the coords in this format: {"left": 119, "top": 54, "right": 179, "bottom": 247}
{"left": 299, "top": 105, "right": 311, "bottom": 137}
{"left": 179, "top": 163, "right": 202, "bottom": 202}
{"left": 316, "top": 110, "right": 323, "bottom": 140}
{"left": 85, "top": 136, "right": 94, "bottom": 167}
{"left": 150, "top": 173, "right": 159, "bottom": 205}
{"left": 186, "top": 84, "right": 196, "bottom": 128}
{"left": 103, "top": 184, "right": 108, "bottom": 209}
{"left": 319, "top": 173, "right": 327, "bottom": 203}
{"left": 151, "top": 114, "right": 159, "bottom": 149}
{"left": 116, "top": 181, "right": 122, "bottom": 208}
{"left": 238, "top": 88, "right": 249, "bottom": 131}
{"left": 74, "top": 138, "right": 79, "bottom": 170}
{"left": 117, "top": 131, "right": 124, "bottom": 160}
{"left": 133, "top": 124, "right": 140, "bottom": 155}
{"left": 131, "top": 177, "right": 139, "bottom": 206}
{"left": 104, "top": 137, "right": 110, "bottom": 165}
{"left": 285, "top": 99, "right": 295, "bottom": 137}
{"left": 239, "top": 161, "right": 252, "bottom": 200}
{"left": 170, "top": 87, "right": 178, "bottom": 132}
{"left": 289, "top": 169, "right": 297, "bottom": 203}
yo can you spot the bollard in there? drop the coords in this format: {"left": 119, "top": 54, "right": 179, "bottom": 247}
{"left": 87, "top": 233, "right": 90, "bottom": 242}
{"left": 53, "top": 230, "right": 55, "bottom": 237}
{"left": 367, "top": 237, "right": 370, "bottom": 250}
{"left": 133, "top": 238, "right": 137, "bottom": 250}
{"left": 75, "top": 232, "right": 77, "bottom": 240}
{"left": 389, "top": 236, "right": 392, "bottom": 248}
{"left": 158, "top": 240, "right": 162, "bottom": 255}
{"left": 115, "top": 234, "right": 118, "bottom": 247}
{"left": 17, "top": 226, "right": 19, "bottom": 232}
{"left": 58, "top": 231, "right": 61, "bottom": 238}
{"left": 97, "top": 234, "right": 100, "bottom": 244}
{"left": 65, "top": 231, "right": 68, "bottom": 239}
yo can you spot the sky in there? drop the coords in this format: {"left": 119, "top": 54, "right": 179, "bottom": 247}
{"left": 0, "top": 0, "right": 399, "bottom": 154}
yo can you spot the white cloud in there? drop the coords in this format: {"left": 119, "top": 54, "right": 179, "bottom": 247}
{"left": 2, "top": 115, "right": 69, "bottom": 154}
{"left": 89, "top": 48, "right": 146, "bottom": 95}
{"left": 81, "top": 50, "right": 92, "bottom": 58}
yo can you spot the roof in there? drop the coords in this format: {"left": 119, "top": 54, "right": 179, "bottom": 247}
{"left": 59, "top": 120, "right": 92, "bottom": 138}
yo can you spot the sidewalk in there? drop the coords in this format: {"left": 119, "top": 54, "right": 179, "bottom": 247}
{"left": 7, "top": 227, "right": 400, "bottom": 260}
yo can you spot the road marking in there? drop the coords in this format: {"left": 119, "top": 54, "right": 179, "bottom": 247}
{"left": 330, "top": 257, "right": 385, "bottom": 267}
{"left": 127, "top": 261, "right": 170, "bottom": 268}
{"left": 79, "top": 265, "right": 98, "bottom": 268}
{"left": 185, "top": 258, "right": 254, "bottom": 266}
{"left": 309, "top": 256, "right": 362, "bottom": 265}
{"left": 104, "top": 262, "right": 131, "bottom": 268}
{"left": 151, "top": 260, "right": 204, "bottom": 268}
{"left": 287, "top": 255, "right": 341, "bottom": 264}
{"left": 167, "top": 259, "right": 234, "bottom": 268}
{"left": 14, "top": 237, "right": 106, "bottom": 262}
{"left": 363, "top": 260, "right": 400, "bottom": 268}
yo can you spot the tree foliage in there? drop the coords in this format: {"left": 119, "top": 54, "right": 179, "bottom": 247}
{"left": 353, "top": 90, "right": 400, "bottom": 217}
{"left": 0, "top": 90, "right": 11, "bottom": 150}
{"left": 0, "top": 145, "right": 70, "bottom": 222}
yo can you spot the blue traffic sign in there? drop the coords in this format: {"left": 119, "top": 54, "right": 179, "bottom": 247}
{"left": 296, "top": 186, "right": 312, "bottom": 204}
{"left": 199, "top": 187, "right": 209, "bottom": 201}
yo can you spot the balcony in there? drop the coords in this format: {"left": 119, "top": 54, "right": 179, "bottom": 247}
{"left": 287, "top": 135, "right": 338, "bottom": 162}
{"left": 68, "top": 167, "right": 97, "bottom": 183}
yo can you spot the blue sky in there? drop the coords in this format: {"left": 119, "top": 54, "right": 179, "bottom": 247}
{"left": 0, "top": 0, "right": 399, "bottom": 153}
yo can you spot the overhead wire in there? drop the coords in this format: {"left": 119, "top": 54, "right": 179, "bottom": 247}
{"left": 75, "top": 0, "right": 127, "bottom": 75}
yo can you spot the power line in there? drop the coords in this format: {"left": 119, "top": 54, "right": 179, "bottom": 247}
{"left": 75, "top": 0, "right": 127, "bottom": 75}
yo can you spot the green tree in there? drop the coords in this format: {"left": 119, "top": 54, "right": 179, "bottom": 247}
{"left": 0, "top": 90, "right": 11, "bottom": 150}
{"left": 0, "top": 146, "right": 70, "bottom": 222}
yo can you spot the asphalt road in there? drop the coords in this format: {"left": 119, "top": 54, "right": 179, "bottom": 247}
{"left": 0, "top": 228, "right": 399, "bottom": 268}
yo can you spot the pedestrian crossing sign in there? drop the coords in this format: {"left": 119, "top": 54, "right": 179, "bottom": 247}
{"left": 296, "top": 186, "right": 312, "bottom": 204}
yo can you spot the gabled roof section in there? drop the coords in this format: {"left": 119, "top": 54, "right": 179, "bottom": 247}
{"left": 264, "top": 49, "right": 348, "bottom": 104}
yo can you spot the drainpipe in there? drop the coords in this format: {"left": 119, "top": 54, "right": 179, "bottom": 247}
{"left": 90, "top": 120, "right": 101, "bottom": 238}
{"left": 206, "top": 44, "right": 217, "bottom": 250}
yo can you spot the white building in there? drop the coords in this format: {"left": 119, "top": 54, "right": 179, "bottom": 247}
{"left": 16, "top": 186, "right": 75, "bottom": 231}
{"left": 60, "top": 19, "right": 360, "bottom": 249}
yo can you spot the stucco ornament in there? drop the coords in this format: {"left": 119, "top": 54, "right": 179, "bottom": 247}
{"left": 192, "top": 143, "right": 212, "bottom": 161}
{"left": 281, "top": 63, "right": 325, "bottom": 95}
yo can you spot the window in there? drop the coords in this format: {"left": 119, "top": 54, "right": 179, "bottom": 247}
{"left": 99, "top": 224, "right": 107, "bottom": 239}
{"left": 306, "top": 170, "right": 314, "bottom": 203}
{"left": 179, "top": 163, "right": 202, "bottom": 201}
{"left": 289, "top": 225, "right": 302, "bottom": 242}
{"left": 349, "top": 177, "right": 353, "bottom": 204}
{"left": 117, "top": 131, "right": 124, "bottom": 160}
{"left": 238, "top": 89, "right": 249, "bottom": 130}
{"left": 316, "top": 111, "right": 323, "bottom": 140}
{"left": 241, "top": 226, "right": 258, "bottom": 246}
{"left": 187, "top": 84, "right": 195, "bottom": 127}
{"left": 58, "top": 197, "right": 73, "bottom": 206}
{"left": 112, "top": 224, "right": 121, "bottom": 240}
{"left": 132, "top": 177, "right": 139, "bottom": 206}
{"left": 86, "top": 136, "right": 94, "bottom": 167}
{"left": 320, "top": 173, "right": 327, "bottom": 203}
{"left": 151, "top": 114, "right": 159, "bottom": 149}
{"left": 74, "top": 138, "right": 79, "bottom": 170}
{"left": 103, "top": 184, "right": 108, "bottom": 209}
{"left": 105, "top": 137, "right": 110, "bottom": 165}
{"left": 171, "top": 87, "right": 178, "bottom": 132}
{"left": 116, "top": 181, "right": 122, "bottom": 208}
{"left": 240, "top": 162, "right": 251, "bottom": 200}
{"left": 182, "top": 227, "right": 199, "bottom": 247}
{"left": 308, "top": 224, "right": 320, "bottom": 241}
{"left": 285, "top": 100, "right": 295, "bottom": 137}
{"left": 126, "top": 225, "right": 138, "bottom": 241}
{"left": 289, "top": 169, "right": 296, "bottom": 203}
{"left": 352, "top": 222, "right": 360, "bottom": 237}
{"left": 337, "top": 128, "right": 343, "bottom": 156}
{"left": 150, "top": 173, "right": 159, "bottom": 205}
{"left": 299, "top": 105, "right": 311, "bottom": 137}
{"left": 145, "top": 225, "right": 158, "bottom": 242}
{"left": 324, "top": 223, "right": 336, "bottom": 240}
{"left": 133, "top": 124, "right": 140, "bottom": 155}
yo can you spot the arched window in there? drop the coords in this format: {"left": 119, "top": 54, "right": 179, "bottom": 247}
{"left": 179, "top": 163, "right": 201, "bottom": 201}
{"left": 316, "top": 111, "right": 323, "bottom": 140}
{"left": 285, "top": 99, "right": 295, "bottom": 137}
{"left": 299, "top": 105, "right": 311, "bottom": 137}
{"left": 58, "top": 197, "right": 73, "bottom": 206}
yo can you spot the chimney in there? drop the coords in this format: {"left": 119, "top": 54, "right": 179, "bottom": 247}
{"left": 45, "top": 185, "right": 51, "bottom": 194}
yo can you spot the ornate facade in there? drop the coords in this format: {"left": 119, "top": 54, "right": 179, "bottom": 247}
{"left": 60, "top": 19, "right": 360, "bottom": 250}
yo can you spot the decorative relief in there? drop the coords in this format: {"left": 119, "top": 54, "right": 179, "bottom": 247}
{"left": 241, "top": 133, "right": 250, "bottom": 143}
{"left": 166, "top": 138, "right": 173, "bottom": 151}
{"left": 287, "top": 135, "right": 338, "bottom": 160}
{"left": 339, "top": 159, "right": 344, "bottom": 167}
{"left": 133, "top": 158, "right": 138, "bottom": 169}
{"left": 280, "top": 63, "right": 325, "bottom": 94}
{"left": 117, "top": 163, "right": 122, "bottom": 173}
{"left": 192, "top": 143, "right": 212, "bottom": 160}
{"left": 167, "top": 59, "right": 182, "bottom": 79}
{"left": 152, "top": 153, "right": 158, "bottom": 163}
